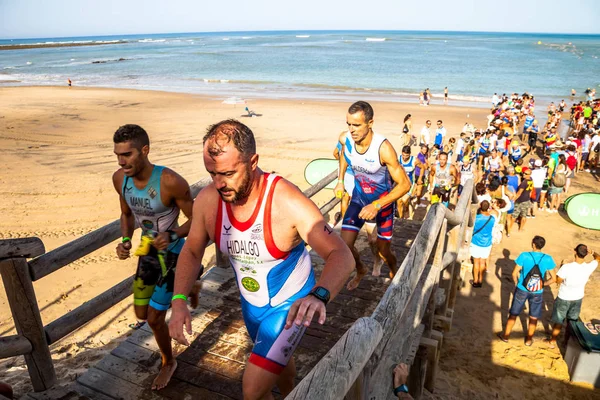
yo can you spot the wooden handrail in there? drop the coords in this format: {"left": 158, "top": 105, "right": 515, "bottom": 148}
{"left": 0, "top": 238, "right": 45, "bottom": 260}
{"left": 0, "top": 334, "right": 32, "bottom": 358}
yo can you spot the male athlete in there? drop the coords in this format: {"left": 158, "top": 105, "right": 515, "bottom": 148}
{"left": 169, "top": 120, "right": 355, "bottom": 400}
{"left": 397, "top": 145, "right": 426, "bottom": 219}
{"left": 112, "top": 124, "right": 199, "bottom": 390}
{"left": 428, "top": 151, "right": 459, "bottom": 207}
{"left": 334, "top": 101, "right": 411, "bottom": 290}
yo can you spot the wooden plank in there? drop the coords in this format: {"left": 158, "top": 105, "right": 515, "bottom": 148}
{"left": 0, "top": 258, "right": 56, "bottom": 391}
{"left": 108, "top": 340, "right": 240, "bottom": 398}
{"left": 0, "top": 334, "right": 32, "bottom": 358}
{"left": 29, "top": 178, "right": 212, "bottom": 281}
{"left": 0, "top": 238, "right": 45, "bottom": 260}
{"left": 303, "top": 170, "right": 337, "bottom": 199}
{"left": 45, "top": 275, "right": 134, "bottom": 344}
{"left": 77, "top": 367, "right": 165, "bottom": 400}
{"left": 287, "top": 317, "right": 382, "bottom": 400}
{"left": 407, "top": 347, "right": 427, "bottom": 400}
{"left": 365, "top": 260, "right": 439, "bottom": 399}
{"left": 419, "top": 336, "right": 439, "bottom": 393}
{"left": 25, "top": 383, "right": 114, "bottom": 400}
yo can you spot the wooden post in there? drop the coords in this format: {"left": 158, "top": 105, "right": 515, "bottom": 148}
{"left": 0, "top": 257, "right": 56, "bottom": 391}
{"left": 407, "top": 346, "right": 427, "bottom": 399}
{"left": 0, "top": 334, "right": 32, "bottom": 358}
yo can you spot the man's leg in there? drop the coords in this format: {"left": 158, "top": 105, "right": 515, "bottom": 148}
{"left": 364, "top": 223, "right": 383, "bottom": 277}
{"left": 342, "top": 202, "right": 368, "bottom": 290}
{"left": 472, "top": 258, "right": 481, "bottom": 285}
{"left": 147, "top": 307, "right": 177, "bottom": 390}
{"left": 500, "top": 314, "right": 518, "bottom": 340}
{"left": 377, "top": 239, "right": 397, "bottom": 279}
{"left": 341, "top": 229, "right": 367, "bottom": 290}
{"left": 242, "top": 360, "right": 278, "bottom": 400}
{"left": 525, "top": 317, "right": 538, "bottom": 345}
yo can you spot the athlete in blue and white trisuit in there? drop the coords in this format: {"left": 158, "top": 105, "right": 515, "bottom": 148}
{"left": 170, "top": 120, "right": 354, "bottom": 399}
{"left": 334, "top": 101, "right": 412, "bottom": 291}
{"left": 396, "top": 145, "right": 426, "bottom": 219}
{"left": 112, "top": 124, "right": 198, "bottom": 390}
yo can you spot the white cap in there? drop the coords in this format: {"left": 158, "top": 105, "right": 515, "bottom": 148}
{"left": 534, "top": 159, "right": 542, "bottom": 167}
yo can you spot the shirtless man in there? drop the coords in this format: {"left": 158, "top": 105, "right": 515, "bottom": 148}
{"left": 334, "top": 101, "right": 411, "bottom": 290}
{"left": 169, "top": 120, "right": 354, "bottom": 399}
{"left": 428, "top": 151, "right": 459, "bottom": 208}
{"left": 112, "top": 124, "right": 199, "bottom": 390}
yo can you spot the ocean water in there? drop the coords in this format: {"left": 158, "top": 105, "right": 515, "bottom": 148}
{"left": 1, "top": 30, "right": 599, "bottom": 106}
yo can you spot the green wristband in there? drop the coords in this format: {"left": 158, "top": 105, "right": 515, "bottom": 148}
{"left": 171, "top": 294, "right": 187, "bottom": 302}
{"left": 122, "top": 236, "right": 131, "bottom": 243}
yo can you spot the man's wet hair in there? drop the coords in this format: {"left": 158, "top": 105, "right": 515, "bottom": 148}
{"left": 113, "top": 124, "right": 150, "bottom": 149}
{"left": 203, "top": 119, "right": 256, "bottom": 161}
{"left": 402, "top": 145, "right": 411, "bottom": 154}
{"left": 575, "top": 244, "right": 588, "bottom": 258}
{"left": 532, "top": 235, "right": 546, "bottom": 250}
{"left": 475, "top": 182, "right": 486, "bottom": 195}
{"left": 348, "top": 101, "right": 374, "bottom": 122}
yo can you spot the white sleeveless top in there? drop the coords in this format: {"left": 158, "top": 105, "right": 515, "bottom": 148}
{"left": 215, "top": 173, "right": 314, "bottom": 308}
{"left": 343, "top": 131, "right": 392, "bottom": 204}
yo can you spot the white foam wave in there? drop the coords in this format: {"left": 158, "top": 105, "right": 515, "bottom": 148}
{"left": 366, "top": 38, "right": 386, "bottom": 42}
{"left": 296, "top": 35, "right": 310, "bottom": 38}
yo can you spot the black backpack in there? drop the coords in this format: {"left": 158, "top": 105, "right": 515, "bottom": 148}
{"left": 523, "top": 253, "right": 545, "bottom": 292}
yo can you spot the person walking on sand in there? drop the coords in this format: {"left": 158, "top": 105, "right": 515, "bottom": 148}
{"left": 334, "top": 101, "right": 411, "bottom": 289}
{"left": 112, "top": 124, "right": 201, "bottom": 390}
{"left": 470, "top": 200, "right": 497, "bottom": 288}
{"left": 444, "top": 87, "right": 448, "bottom": 104}
{"left": 544, "top": 245, "right": 599, "bottom": 348}
{"left": 400, "top": 114, "right": 412, "bottom": 148}
{"left": 68, "top": 78, "right": 72, "bottom": 88}
{"left": 169, "top": 120, "right": 355, "bottom": 399}
{"left": 498, "top": 235, "right": 556, "bottom": 346}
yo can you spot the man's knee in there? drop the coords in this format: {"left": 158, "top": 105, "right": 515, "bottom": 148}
{"left": 134, "top": 304, "right": 149, "bottom": 321}
{"left": 147, "top": 307, "right": 167, "bottom": 330}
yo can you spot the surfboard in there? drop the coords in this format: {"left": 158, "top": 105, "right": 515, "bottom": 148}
{"left": 304, "top": 158, "right": 339, "bottom": 189}
{"left": 564, "top": 192, "right": 600, "bottom": 230}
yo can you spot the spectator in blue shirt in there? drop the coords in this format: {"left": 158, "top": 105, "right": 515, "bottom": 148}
{"left": 498, "top": 235, "right": 556, "bottom": 346}
{"left": 470, "top": 200, "right": 497, "bottom": 288}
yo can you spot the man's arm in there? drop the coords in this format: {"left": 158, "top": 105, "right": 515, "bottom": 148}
{"left": 112, "top": 170, "right": 135, "bottom": 259}
{"left": 280, "top": 182, "right": 355, "bottom": 328}
{"left": 169, "top": 187, "right": 213, "bottom": 345}
{"left": 334, "top": 132, "right": 348, "bottom": 198}
{"left": 450, "top": 165, "right": 459, "bottom": 187}
{"left": 358, "top": 141, "right": 411, "bottom": 220}
{"left": 512, "top": 265, "right": 522, "bottom": 285}
{"left": 154, "top": 170, "right": 194, "bottom": 250}
{"left": 544, "top": 267, "right": 557, "bottom": 286}
{"left": 428, "top": 165, "right": 436, "bottom": 193}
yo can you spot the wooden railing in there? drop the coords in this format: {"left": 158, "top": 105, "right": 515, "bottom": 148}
{"left": 288, "top": 179, "right": 476, "bottom": 400}
{"left": 0, "top": 170, "right": 339, "bottom": 392}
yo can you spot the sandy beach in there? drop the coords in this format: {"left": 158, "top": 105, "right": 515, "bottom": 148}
{"left": 0, "top": 86, "right": 598, "bottom": 399}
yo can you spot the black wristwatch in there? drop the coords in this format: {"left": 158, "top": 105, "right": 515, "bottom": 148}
{"left": 309, "top": 286, "right": 330, "bottom": 305}
{"left": 166, "top": 230, "right": 179, "bottom": 243}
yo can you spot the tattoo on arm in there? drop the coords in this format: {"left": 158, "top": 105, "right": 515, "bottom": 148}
{"left": 323, "top": 225, "right": 333, "bottom": 235}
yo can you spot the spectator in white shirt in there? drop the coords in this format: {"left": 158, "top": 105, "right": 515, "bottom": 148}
{"left": 529, "top": 159, "right": 547, "bottom": 217}
{"left": 544, "top": 244, "right": 599, "bottom": 348}
{"left": 420, "top": 120, "right": 432, "bottom": 147}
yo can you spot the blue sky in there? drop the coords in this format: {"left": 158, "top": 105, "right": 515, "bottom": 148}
{"left": 1, "top": 0, "right": 599, "bottom": 39}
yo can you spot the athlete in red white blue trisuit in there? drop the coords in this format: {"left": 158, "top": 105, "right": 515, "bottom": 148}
{"left": 169, "top": 120, "right": 355, "bottom": 400}
{"left": 334, "top": 101, "right": 412, "bottom": 291}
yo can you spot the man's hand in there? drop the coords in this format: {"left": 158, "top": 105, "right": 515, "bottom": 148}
{"left": 168, "top": 300, "right": 193, "bottom": 345}
{"left": 285, "top": 295, "right": 326, "bottom": 329}
{"left": 393, "top": 363, "right": 409, "bottom": 388}
{"left": 334, "top": 181, "right": 345, "bottom": 199}
{"left": 359, "top": 203, "right": 378, "bottom": 221}
{"left": 116, "top": 241, "right": 132, "bottom": 260}
{"left": 153, "top": 232, "right": 170, "bottom": 251}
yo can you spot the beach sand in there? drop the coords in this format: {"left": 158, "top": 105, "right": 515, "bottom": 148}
{"left": 0, "top": 86, "right": 597, "bottom": 399}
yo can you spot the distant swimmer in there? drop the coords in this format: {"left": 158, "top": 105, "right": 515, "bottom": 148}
{"left": 169, "top": 120, "right": 354, "bottom": 399}
{"left": 571, "top": 88, "right": 576, "bottom": 98}
{"left": 112, "top": 124, "right": 200, "bottom": 390}
{"left": 334, "top": 101, "right": 411, "bottom": 289}
{"left": 444, "top": 87, "right": 448, "bottom": 104}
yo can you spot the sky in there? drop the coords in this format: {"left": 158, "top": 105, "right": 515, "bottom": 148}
{"left": 1, "top": 0, "right": 599, "bottom": 39}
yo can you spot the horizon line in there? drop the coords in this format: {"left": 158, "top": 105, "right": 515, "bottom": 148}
{"left": 2, "top": 28, "right": 600, "bottom": 41}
